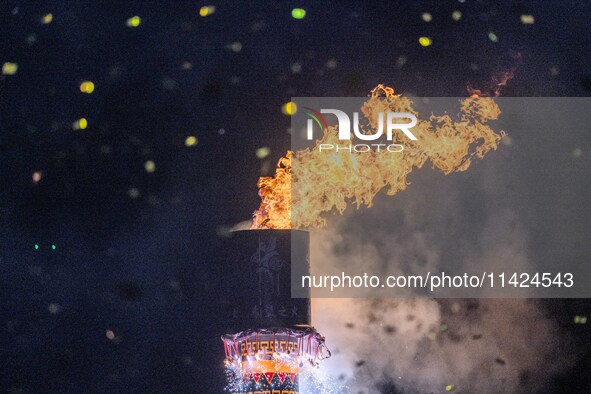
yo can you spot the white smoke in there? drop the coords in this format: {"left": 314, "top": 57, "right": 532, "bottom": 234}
{"left": 313, "top": 297, "right": 566, "bottom": 393}
{"left": 309, "top": 161, "right": 570, "bottom": 393}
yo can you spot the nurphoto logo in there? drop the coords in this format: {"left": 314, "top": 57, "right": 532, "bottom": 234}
{"left": 304, "top": 107, "right": 418, "bottom": 153}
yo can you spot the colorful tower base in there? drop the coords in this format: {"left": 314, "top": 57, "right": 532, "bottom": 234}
{"left": 220, "top": 230, "right": 328, "bottom": 392}
{"left": 222, "top": 327, "right": 328, "bottom": 393}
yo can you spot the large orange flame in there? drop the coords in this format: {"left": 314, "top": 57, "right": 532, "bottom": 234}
{"left": 253, "top": 85, "right": 504, "bottom": 229}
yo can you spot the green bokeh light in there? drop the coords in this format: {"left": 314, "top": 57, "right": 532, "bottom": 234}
{"left": 291, "top": 8, "right": 306, "bottom": 19}
{"left": 52, "top": 244, "right": 56, "bottom": 250}
{"left": 34, "top": 244, "right": 39, "bottom": 250}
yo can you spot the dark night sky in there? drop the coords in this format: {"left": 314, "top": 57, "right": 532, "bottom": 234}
{"left": 0, "top": 1, "right": 590, "bottom": 393}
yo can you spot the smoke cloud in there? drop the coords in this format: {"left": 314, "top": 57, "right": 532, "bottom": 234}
{"left": 310, "top": 158, "right": 571, "bottom": 393}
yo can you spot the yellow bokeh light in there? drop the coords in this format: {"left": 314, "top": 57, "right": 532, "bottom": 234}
{"left": 126, "top": 16, "right": 141, "bottom": 28}
{"left": 256, "top": 147, "right": 270, "bottom": 159}
{"left": 80, "top": 81, "right": 95, "bottom": 94}
{"left": 421, "top": 13, "right": 432, "bottom": 22}
{"left": 185, "top": 136, "right": 198, "bottom": 147}
{"left": 73, "top": 118, "right": 88, "bottom": 130}
{"left": 520, "top": 14, "right": 535, "bottom": 24}
{"left": 418, "top": 37, "right": 432, "bottom": 47}
{"left": 42, "top": 13, "right": 53, "bottom": 24}
{"left": 199, "top": 6, "right": 216, "bottom": 17}
{"left": 281, "top": 102, "right": 298, "bottom": 116}
{"left": 574, "top": 315, "right": 587, "bottom": 324}
{"left": 145, "top": 160, "right": 156, "bottom": 173}
{"left": 2, "top": 62, "right": 18, "bottom": 75}
{"left": 452, "top": 10, "right": 462, "bottom": 21}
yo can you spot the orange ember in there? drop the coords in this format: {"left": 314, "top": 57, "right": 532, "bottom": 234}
{"left": 253, "top": 85, "right": 504, "bottom": 229}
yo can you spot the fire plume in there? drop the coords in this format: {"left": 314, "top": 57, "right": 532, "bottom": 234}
{"left": 253, "top": 85, "right": 504, "bottom": 229}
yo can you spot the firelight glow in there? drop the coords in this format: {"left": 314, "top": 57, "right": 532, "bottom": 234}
{"left": 252, "top": 85, "right": 505, "bottom": 229}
